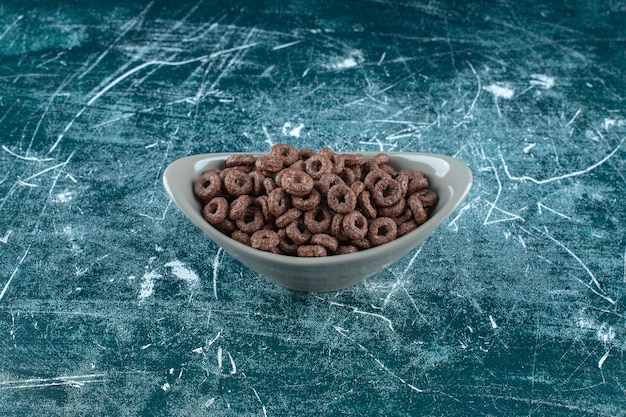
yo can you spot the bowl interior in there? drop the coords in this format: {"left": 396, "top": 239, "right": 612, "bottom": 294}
{"left": 163, "top": 152, "right": 472, "bottom": 291}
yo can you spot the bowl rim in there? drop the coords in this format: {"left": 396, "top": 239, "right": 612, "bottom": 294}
{"left": 163, "top": 151, "right": 473, "bottom": 267}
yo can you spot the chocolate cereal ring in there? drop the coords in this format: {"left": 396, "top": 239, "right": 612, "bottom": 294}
{"left": 291, "top": 188, "right": 321, "bottom": 211}
{"left": 231, "top": 230, "right": 251, "bottom": 245}
{"left": 398, "top": 219, "right": 418, "bottom": 236}
{"left": 268, "top": 187, "right": 291, "bottom": 216}
{"left": 378, "top": 197, "right": 406, "bottom": 218}
{"left": 255, "top": 155, "right": 283, "bottom": 173}
{"left": 364, "top": 168, "right": 391, "bottom": 192}
{"left": 311, "top": 233, "right": 339, "bottom": 252}
{"left": 357, "top": 190, "right": 377, "bottom": 219}
{"left": 281, "top": 169, "right": 314, "bottom": 197}
{"left": 203, "top": 197, "right": 228, "bottom": 224}
{"left": 270, "top": 143, "right": 299, "bottom": 166}
{"left": 413, "top": 189, "right": 438, "bottom": 207}
{"left": 194, "top": 170, "right": 222, "bottom": 201}
{"left": 368, "top": 217, "right": 398, "bottom": 246}
{"left": 297, "top": 244, "right": 328, "bottom": 257}
{"left": 331, "top": 213, "right": 349, "bottom": 241}
{"left": 372, "top": 178, "right": 402, "bottom": 207}
{"left": 317, "top": 173, "right": 345, "bottom": 195}
{"left": 342, "top": 211, "right": 368, "bottom": 240}
{"left": 249, "top": 170, "right": 265, "bottom": 195}
{"left": 327, "top": 183, "right": 357, "bottom": 214}
{"left": 250, "top": 229, "right": 280, "bottom": 252}
{"left": 408, "top": 194, "right": 428, "bottom": 225}
{"left": 275, "top": 207, "right": 302, "bottom": 228}
{"left": 305, "top": 154, "right": 332, "bottom": 179}
{"left": 304, "top": 206, "right": 332, "bottom": 234}
{"left": 298, "top": 148, "right": 316, "bottom": 160}
{"left": 236, "top": 206, "right": 265, "bottom": 233}
{"left": 226, "top": 153, "right": 255, "bottom": 167}
{"left": 277, "top": 228, "right": 300, "bottom": 254}
{"left": 335, "top": 245, "right": 358, "bottom": 255}
{"left": 286, "top": 220, "right": 312, "bottom": 244}
{"left": 223, "top": 169, "right": 253, "bottom": 196}
{"left": 228, "top": 195, "right": 253, "bottom": 220}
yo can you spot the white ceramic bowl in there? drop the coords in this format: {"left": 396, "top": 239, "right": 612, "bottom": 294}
{"left": 163, "top": 152, "right": 472, "bottom": 292}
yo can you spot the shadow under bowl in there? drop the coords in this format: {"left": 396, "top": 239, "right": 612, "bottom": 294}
{"left": 163, "top": 152, "right": 472, "bottom": 292}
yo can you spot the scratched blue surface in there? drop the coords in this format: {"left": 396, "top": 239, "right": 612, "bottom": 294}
{"left": 1, "top": 0, "right": 625, "bottom": 415}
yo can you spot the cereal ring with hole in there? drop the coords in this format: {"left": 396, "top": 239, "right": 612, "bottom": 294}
{"left": 254, "top": 195, "right": 275, "bottom": 222}
{"left": 298, "top": 148, "right": 316, "bottom": 160}
{"left": 364, "top": 168, "right": 391, "bottom": 192}
{"left": 350, "top": 180, "right": 366, "bottom": 197}
{"left": 226, "top": 153, "right": 255, "bottom": 167}
{"left": 372, "top": 178, "right": 402, "bottom": 207}
{"left": 317, "top": 173, "right": 344, "bottom": 195}
{"left": 327, "top": 183, "right": 357, "bottom": 214}
{"left": 297, "top": 244, "right": 327, "bottom": 257}
{"left": 341, "top": 211, "right": 368, "bottom": 240}
{"left": 311, "top": 233, "right": 339, "bottom": 252}
{"left": 413, "top": 189, "right": 438, "bottom": 207}
{"left": 407, "top": 172, "right": 429, "bottom": 193}
{"left": 304, "top": 206, "right": 332, "bottom": 234}
{"left": 236, "top": 206, "right": 264, "bottom": 233}
{"left": 286, "top": 220, "right": 312, "bottom": 244}
{"left": 275, "top": 207, "right": 302, "bottom": 228}
{"left": 398, "top": 220, "right": 418, "bottom": 237}
{"left": 231, "top": 230, "right": 250, "bottom": 245}
{"left": 408, "top": 194, "right": 428, "bottom": 225}
{"left": 350, "top": 237, "right": 372, "bottom": 250}
{"left": 339, "top": 165, "right": 358, "bottom": 185}
{"left": 357, "top": 190, "right": 377, "bottom": 219}
{"left": 194, "top": 170, "right": 222, "bottom": 201}
{"left": 378, "top": 197, "right": 406, "bottom": 217}
{"left": 229, "top": 195, "right": 253, "bottom": 220}
{"left": 250, "top": 229, "right": 280, "bottom": 252}
{"left": 203, "top": 197, "right": 229, "bottom": 224}
{"left": 395, "top": 174, "right": 409, "bottom": 198}
{"left": 268, "top": 187, "right": 291, "bottom": 217}
{"left": 282, "top": 169, "right": 314, "bottom": 197}
{"left": 305, "top": 154, "right": 332, "bottom": 179}
{"left": 335, "top": 245, "right": 358, "bottom": 255}
{"left": 342, "top": 153, "right": 366, "bottom": 167}
{"left": 270, "top": 144, "right": 299, "bottom": 167}
{"left": 393, "top": 207, "right": 413, "bottom": 226}
{"left": 289, "top": 159, "right": 305, "bottom": 171}
{"left": 291, "top": 188, "right": 321, "bottom": 211}
{"left": 379, "top": 163, "right": 398, "bottom": 177}
{"left": 224, "top": 169, "right": 253, "bottom": 196}
{"left": 329, "top": 153, "right": 345, "bottom": 175}
{"left": 368, "top": 217, "right": 398, "bottom": 246}
{"left": 277, "top": 228, "right": 299, "bottom": 254}
{"left": 216, "top": 219, "right": 236, "bottom": 234}
{"left": 263, "top": 177, "right": 277, "bottom": 194}
{"left": 367, "top": 152, "right": 389, "bottom": 170}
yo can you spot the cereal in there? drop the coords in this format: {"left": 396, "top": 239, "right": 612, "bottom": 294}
{"left": 250, "top": 229, "right": 280, "bottom": 252}
{"left": 193, "top": 146, "right": 438, "bottom": 257}
{"left": 367, "top": 217, "right": 398, "bottom": 246}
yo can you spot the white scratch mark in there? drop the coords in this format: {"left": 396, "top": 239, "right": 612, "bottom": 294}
{"left": 483, "top": 83, "right": 514, "bottom": 99}
{"left": 164, "top": 260, "right": 199, "bottom": 287}
{"left": 0, "top": 15, "right": 23, "bottom": 42}
{"left": 217, "top": 346, "right": 223, "bottom": 370}
{"left": 483, "top": 157, "right": 523, "bottom": 225}
{"left": 565, "top": 108, "right": 582, "bottom": 128}
{"left": 212, "top": 248, "right": 223, "bottom": 300}
{"left": 537, "top": 202, "right": 572, "bottom": 221}
{"left": 489, "top": 315, "right": 498, "bottom": 329}
{"left": 0, "top": 373, "right": 106, "bottom": 390}
{"left": 598, "top": 349, "right": 610, "bottom": 369}
{"left": 0, "top": 246, "right": 30, "bottom": 303}
{"left": 530, "top": 74, "right": 555, "bottom": 89}
{"left": 523, "top": 143, "right": 536, "bottom": 153}
{"left": 138, "top": 270, "right": 161, "bottom": 300}
{"left": 1, "top": 145, "right": 54, "bottom": 162}
{"left": 227, "top": 351, "right": 237, "bottom": 375}
{"left": 0, "top": 230, "right": 12, "bottom": 244}
{"left": 272, "top": 39, "right": 303, "bottom": 50}
{"left": 353, "top": 309, "right": 395, "bottom": 332}
{"left": 282, "top": 121, "right": 304, "bottom": 137}
{"left": 500, "top": 139, "right": 624, "bottom": 185}
{"left": 461, "top": 61, "right": 481, "bottom": 123}
{"left": 251, "top": 388, "right": 267, "bottom": 417}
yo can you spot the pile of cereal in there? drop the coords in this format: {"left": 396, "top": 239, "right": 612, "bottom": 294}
{"left": 193, "top": 144, "right": 437, "bottom": 257}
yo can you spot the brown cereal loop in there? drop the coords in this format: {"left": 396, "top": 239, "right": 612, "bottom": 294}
{"left": 270, "top": 143, "right": 299, "bottom": 167}
{"left": 194, "top": 170, "right": 222, "bottom": 201}
{"left": 364, "top": 168, "right": 391, "bottom": 192}
{"left": 398, "top": 220, "right": 418, "bottom": 237}
{"left": 250, "top": 229, "right": 280, "bottom": 252}
{"left": 268, "top": 187, "right": 291, "bottom": 216}
{"left": 350, "top": 180, "right": 366, "bottom": 197}
{"left": 357, "top": 190, "right": 377, "bottom": 219}
{"left": 408, "top": 194, "right": 428, "bottom": 225}
{"left": 378, "top": 197, "right": 406, "bottom": 218}
{"left": 372, "top": 178, "right": 402, "bottom": 207}
{"left": 254, "top": 195, "right": 274, "bottom": 222}
{"left": 378, "top": 163, "right": 398, "bottom": 177}
{"left": 226, "top": 153, "right": 255, "bottom": 167}
{"left": 202, "top": 197, "right": 228, "bottom": 224}
{"left": 298, "top": 148, "right": 316, "bottom": 160}
{"left": 229, "top": 195, "right": 253, "bottom": 220}
{"left": 393, "top": 207, "right": 413, "bottom": 226}
{"left": 342, "top": 211, "right": 368, "bottom": 240}
{"left": 339, "top": 165, "right": 358, "bottom": 185}
{"left": 224, "top": 169, "right": 253, "bottom": 196}
{"left": 286, "top": 220, "right": 312, "bottom": 244}
{"left": 236, "top": 206, "right": 264, "bottom": 233}
{"left": 335, "top": 245, "right": 358, "bottom": 255}
{"left": 331, "top": 213, "right": 349, "bottom": 241}
{"left": 305, "top": 154, "right": 332, "bottom": 179}
{"left": 407, "top": 172, "right": 429, "bottom": 193}
{"left": 350, "top": 237, "right": 372, "bottom": 250}
{"left": 277, "top": 228, "right": 299, "bottom": 254}
{"left": 317, "top": 173, "right": 345, "bottom": 196}
{"left": 275, "top": 207, "right": 302, "bottom": 228}
{"left": 216, "top": 219, "right": 236, "bottom": 234}
{"left": 342, "top": 153, "right": 366, "bottom": 166}
{"left": 413, "top": 189, "right": 438, "bottom": 207}
{"left": 395, "top": 174, "right": 409, "bottom": 198}
{"left": 368, "top": 217, "right": 398, "bottom": 246}
{"left": 311, "top": 233, "right": 339, "bottom": 252}
{"left": 255, "top": 155, "right": 283, "bottom": 173}
{"left": 304, "top": 206, "right": 332, "bottom": 234}
{"left": 263, "top": 177, "right": 277, "bottom": 194}
{"left": 297, "top": 244, "right": 328, "bottom": 257}
{"left": 327, "top": 183, "right": 357, "bottom": 214}
{"left": 231, "top": 230, "right": 250, "bottom": 245}
{"left": 281, "top": 169, "right": 314, "bottom": 197}
{"left": 291, "top": 188, "right": 321, "bottom": 212}
{"left": 249, "top": 170, "right": 265, "bottom": 195}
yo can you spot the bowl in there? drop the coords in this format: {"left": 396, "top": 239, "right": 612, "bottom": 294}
{"left": 162, "top": 152, "right": 472, "bottom": 292}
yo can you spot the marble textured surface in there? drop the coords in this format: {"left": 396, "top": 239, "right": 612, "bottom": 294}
{"left": 0, "top": 0, "right": 625, "bottom": 415}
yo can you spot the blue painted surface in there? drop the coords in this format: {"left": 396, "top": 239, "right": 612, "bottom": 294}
{"left": 0, "top": 1, "right": 625, "bottom": 415}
